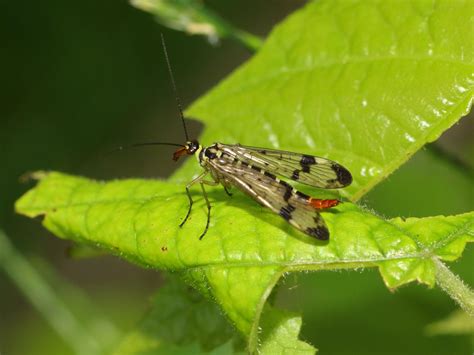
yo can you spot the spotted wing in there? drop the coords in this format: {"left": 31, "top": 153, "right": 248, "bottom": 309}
{"left": 208, "top": 157, "right": 331, "bottom": 240}
{"left": 218, "top": 144, "right": 352, "bottom": 189}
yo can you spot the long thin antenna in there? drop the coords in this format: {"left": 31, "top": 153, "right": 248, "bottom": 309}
{"left": 161, "top": 33, "right": 190, "bottom": 141}
{"left": 109, "top": 142, "right": 184, "bottom": 154}
{"left": 130, "top": 142, "right": 184, "bottom": 148}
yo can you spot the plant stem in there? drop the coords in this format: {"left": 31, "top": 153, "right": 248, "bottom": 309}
{"left": 0, "top": 229, "right": 104, "bottom": 355}
{"left": 130, "top": 0, "right": 264, "bottom": 52}
{"left": 433, "top": 257, "right": 474, "bottom": 317}
{"left": 228, "top": 28, "right": 263, "bottom": 52}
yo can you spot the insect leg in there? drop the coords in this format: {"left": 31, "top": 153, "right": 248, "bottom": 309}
{"left": 199, "top": 182, "right": 212, "bottom": 240}
{"left": 180, "top": 171, "right": 209, "bottom": 228}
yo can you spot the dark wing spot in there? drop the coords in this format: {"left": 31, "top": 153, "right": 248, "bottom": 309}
{"left": 295, "top": 190, "right": 310, "bottom": 201}
{"left": 279, "top": 204, "right": 295, "bottom": 221}
{"left": 306, "top": 226, "right": 329, "bottom": 240}
{"left": 301, "top": 165, "right": 310, "bottom": 173}
{"left": 279, "top": 207, "right": 291, "bottom": 221}
{"left": 283, "top": 185, "right": 293, "bottom": 201}
{"left": 332, "top": 164, "right": 353, "bottom": 186}
{"left": 251, "top": 165, "right": 261, "bottom": 172}
{"left": 300, "top": 155, "right": 316, "bottom": 166}
{"left": 291, "top": 169, "right": 300, "bottom": 180}
{"left": 264, "top": 171, "right": 277, "bottom": 179}
{"left": 279, "top": 180, "right": 291, "bottom": 188}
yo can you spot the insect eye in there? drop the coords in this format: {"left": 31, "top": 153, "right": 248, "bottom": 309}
{"left": 187, "top": 140, "right": 199, "bottom": 154}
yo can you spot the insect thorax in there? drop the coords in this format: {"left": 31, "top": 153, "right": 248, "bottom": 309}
{"left": 199, "top": 144, "right": 222, "bottom": 165}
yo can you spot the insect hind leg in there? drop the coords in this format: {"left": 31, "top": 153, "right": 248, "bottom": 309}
{"left": 223, "top": 185, "right": 232, "bottom": 197}
{"left": 199, "top": 182, "right": 212, "bottom": 240}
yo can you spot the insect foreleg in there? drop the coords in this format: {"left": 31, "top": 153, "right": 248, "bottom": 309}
{"left": 179, "top": 171, "right": 209, "bottom": 228}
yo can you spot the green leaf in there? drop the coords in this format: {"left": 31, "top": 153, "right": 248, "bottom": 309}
{"left": 176, "top": 0, "right": 474, "bottom": 202}
{"left": 259, "top": 305, "right": 316, "bottom": 354}
{"left": 114, "top": 277, "right": 243, "bottom": 355}
{"left": 15, "top": 172, "right": 474, "bottom": 352}
{"left": 425, "top": 310, "right": 474, "bottom": 336}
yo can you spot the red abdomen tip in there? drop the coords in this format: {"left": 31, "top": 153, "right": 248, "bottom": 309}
{"left": 309, "top": 198, "right": 340, "bottom": 209}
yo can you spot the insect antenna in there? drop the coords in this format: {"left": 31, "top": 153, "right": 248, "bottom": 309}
{"left": 109, "top": 142, "right": 184, "bottom": 155}
{"left": 129, "top": 142, "right": 184, "bottom": 148}
{"left": 161, "top": 33, "right": 190, "bottom": 142}
{"left": 110, "top": 36, "right": 189, "bottom": 156}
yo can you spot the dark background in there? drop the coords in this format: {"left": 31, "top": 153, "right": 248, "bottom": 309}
{"left": 1, "top": 1, "right": 472, "bottom": 354}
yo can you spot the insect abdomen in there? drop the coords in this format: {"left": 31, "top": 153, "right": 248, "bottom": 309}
{"left": 234, "top": 159, "right": 339, "bottom": 211}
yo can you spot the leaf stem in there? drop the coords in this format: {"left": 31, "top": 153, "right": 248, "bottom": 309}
{"left": 226, "top": 28, "right": 263, "bottom": 52}
{"left": 130, "top": 0, "right": 264, "bottom": 52}
{"left": 433, "top": 257, "right": 474, "bottom": 317}
{"left": 0, "top": 229, "right": 106, "bottom": 355}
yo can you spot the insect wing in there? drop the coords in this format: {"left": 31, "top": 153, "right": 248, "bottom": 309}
{"left": 208, "top": 157, "right": 330, "bottom": 240}
{"left": 219, "top": 144, "right": 352, "bottom": 189}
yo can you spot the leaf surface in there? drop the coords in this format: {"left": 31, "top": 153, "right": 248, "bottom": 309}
{"left": 114, "top": 278, "right": 242, "bottom": 355}
{"left": 15, "top": 172, "right": 474, "bottom": 351}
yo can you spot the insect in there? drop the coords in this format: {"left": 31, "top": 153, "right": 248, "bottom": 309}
{"left": 140, "top": 35, "right": 352, "bottom": 241}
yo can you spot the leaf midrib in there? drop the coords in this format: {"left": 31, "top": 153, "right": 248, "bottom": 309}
{"left": 182, "top": 254, "right": 428, "bottom": 272}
